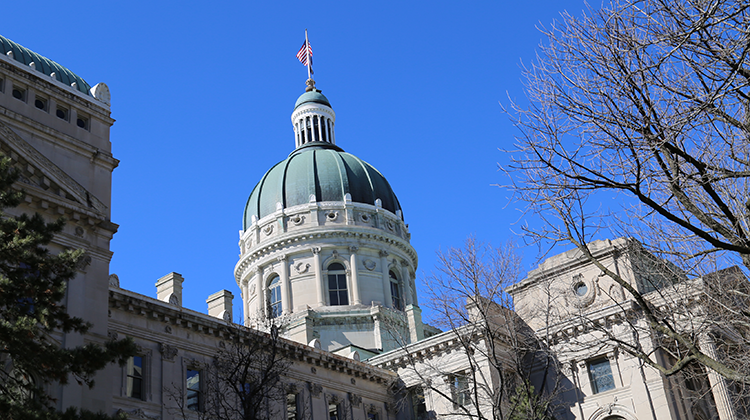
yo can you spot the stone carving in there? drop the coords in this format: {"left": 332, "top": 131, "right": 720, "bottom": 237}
{"left": 108, "top": 274, "right": 120, "bottom": 288}
{"left": 328, "top": 394, "right": 341, "bottom": 404}
{"left": 311, "top": 367, "right": 317, "bottom": 374}
{"left": 311, "top": 246, "right": 321, "bottom": 255}
{"left": 76, "top": 255, "right": 92, "bottom": 270}
{"left": 165, "top": 325, "right": 172, "bottom": 334}
{"left": 326, "top": 211, "right": 338, "bottom": 221}
{"left": 250, "top": 284, "right": 256, "bottom": 296}
{"left": 289, "top": 214, "right": 304, "bottom": 226}
{"left": 379, "top": 250, "right": 389, "bottom": 258}
{"left": 368, "top": 404, "right": 378, "bottom": 414}
{"left": 160, "top": 343, "right": 178, "bottom": 361}
{"left": 219, "top": 341, "right": 226, "bottom": 348}
{"left": 359, "top": 213, "right": 371, "bottom": 223}
{"left": 74, "top": 226, "right": 85, "bottom": 237}
{"left": 168, "top": 294, "right": 179, "bottom": 306}
{"left": 363, "top": 259, "right": 376, "bottom": 271}
{"left": 107, "top": 330, "right": 118, "bottom": 341}
{"left": 349, "top": 246, "right": 359, "bottom": 253}
{"left": 294, "top": 261, "right": 310, "bottom": 274}
{"left": 349, "top": 392, "right": 361, "bottom": 407}
{"left": 350, "top": 378, "right": 357, "bottom": 385}
{"left": 277, "top": 254, "right": 287, "bottom": 262}
{"left": 90, "top": 82, "right": 112, "bottom": 105}
{"left": 262, "top": 224, "right": 274, "bottom": 236}
{"left": 385, "top": 220, "right": 395, "bottom": 231}
{"left": 308, "top": 382, "right": 322, "bottom": 397}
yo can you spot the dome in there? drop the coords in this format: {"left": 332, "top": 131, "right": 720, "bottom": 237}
{"left": 243, "top": 143, "right": 402, "bottom": 229}
{"left": 294, "top": 90, "right": 331, "bottom": 109}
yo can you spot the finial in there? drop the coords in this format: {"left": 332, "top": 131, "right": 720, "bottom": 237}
{"left": 305, "top": 78, "right": 316, "bottom": 92}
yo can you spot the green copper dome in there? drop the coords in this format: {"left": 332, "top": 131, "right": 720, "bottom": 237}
{"left": 243, "top": 143, "right": 402, "bottom": 229}
{"left": 0, "top": 35, "right": 92, "bottom": 96}
{"left": 294, "top": 90, "right": 331, "bottom": 109}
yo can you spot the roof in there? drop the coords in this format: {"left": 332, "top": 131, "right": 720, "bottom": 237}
{"left": 243, "top": 143, "right": 402, "bottom": 229}
{"left": 294, "top": 89, "right": 331, "bottom": 109}
{"left": 0, "top": 35, "right": 92, "bottom": 96}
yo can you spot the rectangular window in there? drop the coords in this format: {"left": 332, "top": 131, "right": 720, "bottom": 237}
{"left": 390, "top": 281, "right": 402, "bottom": 310}
{"left": 126, "top": 356, "right": 143, "bottom": 399}
{"left": 588, "top": 358, "right": 615, "bottom": 394}
{"left": 186, "top": 368, "right": 201, "bottom": 411}
{"left": 451, "top": 374, "right": 470, "bottom": 408}
{"left": 328, "top": 402, "right": 341, "bottom": 420}
{"left": 287, "top": 392, "right": 298, "bottom": 420}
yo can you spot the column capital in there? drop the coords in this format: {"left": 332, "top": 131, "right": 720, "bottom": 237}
{"left": 379, "top": 250, "right": 389, "bottom": 258}
{"left": 311, "top": 246, "right": 322, "bottom": 255}
{"left": 277, "top": 254, "right": 288, "bottom": 262}
{"left": 349, "top": 246, "right": 359, "bottom": 253}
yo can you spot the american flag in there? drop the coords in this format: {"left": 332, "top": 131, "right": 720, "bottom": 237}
{"left": 296, "top": 40, "right": 313, "bottom": 66}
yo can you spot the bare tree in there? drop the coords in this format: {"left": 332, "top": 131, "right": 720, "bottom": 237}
{"left": 376, "top": 238, "right": 564, "bottom": 420}
{"left": 166, "top": 319, "right": 299, "bottom": 420}
{"left": 506, "top": 0, "right": 750, "bottom": 388}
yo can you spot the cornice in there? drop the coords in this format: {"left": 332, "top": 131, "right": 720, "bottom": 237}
{"left": 108, "top": 288, "right": 396, "bottom": 382}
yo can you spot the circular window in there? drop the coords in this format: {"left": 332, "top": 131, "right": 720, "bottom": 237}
{"left": 574, "top": 282, "right": 588, "bottom": 296}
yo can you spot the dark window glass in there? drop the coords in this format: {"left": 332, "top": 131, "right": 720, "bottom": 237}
{"left": 12, "top": 87, "right": 24, "bottom": 101}
{"left": 34, "top": 97, "right": 47, "bottom": 111}
{"left": 187, "top": 369, "right": 201, "bottom": 411}
{"left": 329, "top": 403, "right": 340, "bottom": 420}
{"left": 589, "top": 358, "right": 615, "bottom": 394}
{"left": 452, "top": 374, "right": 470, "bottom": 407}
{"left": 390, "top": 271, "right": 402, "bottom": 310}
{"left": 268, "top": 276, "right": 282, "bottom": 318}
{"left": 328, "top": 263, "right": 348, "bottom": 306}
{"left": 76, "top": 116, "right": 88, "bottom": 129}
{"left": 56, "top": 107, "right": 68, "bottom": 121}
{"left": 411, "top": 386, "right": 427, "bottom": 420}
{"left": 287, "top": 393, "right": 298, "bottom": 419}
{"left": 127, "top": 356, "right": 143, "bottom": 399}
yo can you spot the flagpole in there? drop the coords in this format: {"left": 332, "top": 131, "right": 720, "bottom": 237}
{"left": 305, "top": 29, "right": 313, "bottom": 81}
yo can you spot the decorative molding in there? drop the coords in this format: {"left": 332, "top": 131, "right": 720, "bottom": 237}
{"left": 289, "top": 214, "right": 304, "bottom": 226}
{"left": 294, "top": 261, "right": 310, "bottom": 274}
{"left": 107, "top": 330, "right": 118, "bottom": 341}
{"left": 349, "top": 246, "right": 359, "bottom": 253}
{"left": 159, "top": 343, "right": 178, "bottom": 361}
{"left": 308, "top": 382, "right": 322, "bottom": 397}
{"left": 250, "top": 284, "right": 256, "bottom": 296}
{"left": 262, "top": 224, "right": 274, "bottom": 236}
{"left": 108, "top": 274, "right": 120, "bottom": 288}
{"left": 311, "top": 246, "right": 321, "bottom": 255}
{"left": 379, "top": 250, "right": 389, "bottom": 258}
{"left": 326, "top": 211, "right": 339, "bottom": 221}
{"left": 363, "top": 259, "right": 376, "bottom": 271}
{"left": 349, "top": 392, "right": 361, "bottom": 407}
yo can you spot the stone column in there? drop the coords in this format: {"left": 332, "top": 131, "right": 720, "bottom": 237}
{"left": 254, "top": 267, "right": 264, "bottom": 319}
{"left": 380, "top": 250, "right": 393, "bottom": 308}
{"left": 313, "top": 247, "right": 325, "bottom": 307}
{"left": 401, "top": 261, "right": 413, "bottom": 306}
{"left": 279, "top": 255, "right": 291, "bottom": 315}
{"left": 349, "top": 246, "right": 361, "bottom": 305}
{"left": 700, "top": 333, "right": 737, "bottom": 420}
{"left": 242, "top": 279, "right": 250, "bottom": 326}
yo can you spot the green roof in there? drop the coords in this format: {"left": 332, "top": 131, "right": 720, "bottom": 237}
{"left": 243, "top": 143, "right": 402, "bottom": 229}
{"left": 0, "top": 35, "right": 92, "bottom": 96}
{"left": 294, "top": 90, "right": 331, "bottom": 109}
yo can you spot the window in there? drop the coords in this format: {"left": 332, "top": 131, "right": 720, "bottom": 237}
{"left": 186, "top": 368, "right": 201, "bottom": 411}
{"left": 588, "top": 358, "right": 615, "bottom": 394}
{"left": 390, "top": 271, "right": 402, "bottom": 310}
{"left": 34, "top": 96, "right": 48, "bottom": 111}
{"left": 328, "top": 402, "right": 341, "bottom": 420}
{"left": 328, "top": 263, "right": 348, "bottom": 306}
{"left": 411, "top": 386, "right": 428, "bottom": 420}
{"left": 268, "top": 275, "right": 282, "bottom": 318}
{"left": 287, "top": 392, "right": 299, "bottom": 420}
{"left": 56, "top": 106, "right": 68, "bottom": 121}
{"left": 12, "top": 85, "right": 25, "bottom": 102}
{"left": 76, "top": 115, "right": 89, "bottom": 130}
{"left": 451, "top": 374, "right": 470, "bottom": 408}
{"left": 126, "top": 356, "right": 143, "bottom": 399}
{"left": 367, "top": 413, "right": 379, "bottom": 420}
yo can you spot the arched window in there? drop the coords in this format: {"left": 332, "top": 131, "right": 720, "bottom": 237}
{"left": 328, "top": 263, "right": 348, "bottom": 306}
{"left": 268, "top": 275, "right": 282, "bottom": 318}
{"left": 390, "top": 271, "right": 402, "bottom": 310}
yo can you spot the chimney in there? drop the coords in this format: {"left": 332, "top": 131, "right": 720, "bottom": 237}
{"left": 207, "top": 290, "right": 234, "bottom": 322}
{"left": 156, "top": 272, "right": 184, "bottom": 306}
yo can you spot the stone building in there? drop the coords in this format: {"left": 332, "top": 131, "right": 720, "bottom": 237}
{"left": 0, "top": 33, "right": 744, "bottom": 420}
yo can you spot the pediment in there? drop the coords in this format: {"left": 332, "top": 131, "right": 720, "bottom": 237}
{"left": 0, "top": 120, "right": 106, "bottom": 216}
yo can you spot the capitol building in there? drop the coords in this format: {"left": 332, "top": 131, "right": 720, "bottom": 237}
{"left": 0, "top": 34, "right": 741, "bottom": 420}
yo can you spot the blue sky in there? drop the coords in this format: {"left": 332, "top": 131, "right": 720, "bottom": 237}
{"left": 3, "top": 0, "right": 590, "bottom": 322}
